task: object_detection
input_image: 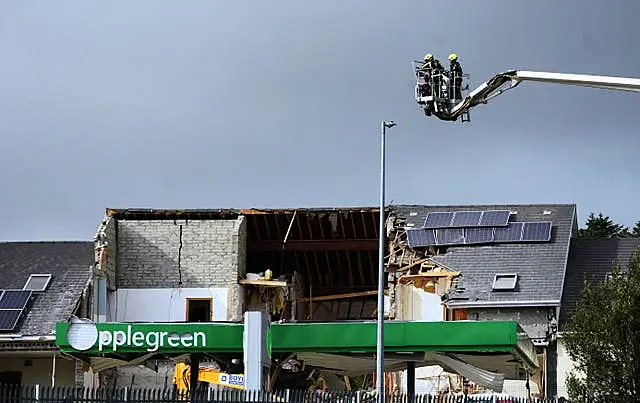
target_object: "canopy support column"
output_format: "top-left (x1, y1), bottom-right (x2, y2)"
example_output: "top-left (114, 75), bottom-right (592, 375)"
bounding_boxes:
top-left (406, 361), bottom-right (415, 400)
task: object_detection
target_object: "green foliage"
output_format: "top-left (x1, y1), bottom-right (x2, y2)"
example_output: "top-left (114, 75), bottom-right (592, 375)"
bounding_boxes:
top-left (577, 212), bottom-right (630, 238)
top-left (632, 221), bottom-right (640, 237)
top-left (563, 245), bottom-right (640, 401)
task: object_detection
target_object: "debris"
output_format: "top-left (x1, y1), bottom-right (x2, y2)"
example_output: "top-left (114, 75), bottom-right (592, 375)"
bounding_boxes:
top-left (397, 266), bottom-right (460, 295)
top-left (240, 271), bottom-right (289, 314)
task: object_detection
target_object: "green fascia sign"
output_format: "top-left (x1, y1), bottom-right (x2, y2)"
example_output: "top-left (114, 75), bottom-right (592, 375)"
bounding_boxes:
top-left (272, 320), bottom-right (519, 354)
top-left (56, 319), bottom-right (536, 370)
top-left (56, 321), bottom-right (243, 354)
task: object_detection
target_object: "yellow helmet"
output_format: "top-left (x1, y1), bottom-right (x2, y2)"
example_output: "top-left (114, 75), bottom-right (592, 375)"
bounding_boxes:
top-left (448, 53), bottom-right (457, 61)
top-left (424, 53), bottom-right (433, 61)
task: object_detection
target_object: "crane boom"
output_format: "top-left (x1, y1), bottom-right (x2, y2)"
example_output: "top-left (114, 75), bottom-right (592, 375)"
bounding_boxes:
top-left (514, 70), bottom-right (640, 92)
top-left (415, 68), bottom-right (640, 122)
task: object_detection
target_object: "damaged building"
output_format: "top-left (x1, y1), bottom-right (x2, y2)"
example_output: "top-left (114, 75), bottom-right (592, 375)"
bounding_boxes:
top-left (386, 204), bottom-right (576, 397)
top-left (76, 203), bottom-right (575, 398)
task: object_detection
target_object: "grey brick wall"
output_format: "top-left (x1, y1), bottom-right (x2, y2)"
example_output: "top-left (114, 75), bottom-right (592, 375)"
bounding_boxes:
top-left (467, 307), bottom-right (553, 340)
top-left (115, 217), bottom-right (247, 321)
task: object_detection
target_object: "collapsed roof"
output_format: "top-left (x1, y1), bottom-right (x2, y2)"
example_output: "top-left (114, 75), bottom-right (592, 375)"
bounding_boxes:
top-left (106, 204), bottom-right (579, 311)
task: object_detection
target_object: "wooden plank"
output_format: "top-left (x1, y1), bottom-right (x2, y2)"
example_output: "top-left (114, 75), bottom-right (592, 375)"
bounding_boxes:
top-left (295, 290), bottom-right (377, 303)
top-left (399, 271), bottom-right (461, 281)
top-left (249, 239), bottom-right (378, 252)
top-left (393, 257), bottom-right (431, 273)
top-left (239, 279), bottom-right (288, 287)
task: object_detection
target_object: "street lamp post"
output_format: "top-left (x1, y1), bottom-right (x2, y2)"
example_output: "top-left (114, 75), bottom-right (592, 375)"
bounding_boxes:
top-left (377, 120), bottom-right (396, 402)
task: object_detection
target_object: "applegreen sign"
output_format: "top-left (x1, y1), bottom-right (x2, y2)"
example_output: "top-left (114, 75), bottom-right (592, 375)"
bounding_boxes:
top-left (55, 319), bottom-right (537, 373)
top-left (56, 320), bottom-right (244, 354)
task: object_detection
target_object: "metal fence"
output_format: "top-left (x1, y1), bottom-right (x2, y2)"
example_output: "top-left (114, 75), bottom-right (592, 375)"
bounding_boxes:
top-left (0, 385), bottom-right (570, 403)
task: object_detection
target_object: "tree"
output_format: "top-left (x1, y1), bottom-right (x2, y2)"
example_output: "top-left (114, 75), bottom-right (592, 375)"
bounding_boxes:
top-left (577, 212), bottom-right (629, 238)
top-left (632, 221), bottom-right (640, 237)
top-left (563, 245), bottom-right (640, 401)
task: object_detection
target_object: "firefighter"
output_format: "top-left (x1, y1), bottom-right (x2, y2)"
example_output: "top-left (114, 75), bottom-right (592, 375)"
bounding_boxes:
top-left (448, 53), bottom-right (463, 101)
top-left (420, 53), bottom-right (444, 97)
top-left (420, 53), bottom-right (444, 98)
top-left (417, 53), bottom-right (433, 96)
top-left (421, 53), bottom-right (444, 71)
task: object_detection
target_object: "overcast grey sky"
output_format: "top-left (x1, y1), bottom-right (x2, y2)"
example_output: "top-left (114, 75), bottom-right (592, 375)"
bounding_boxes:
top-left (1, 1), bottom-right (639, 241)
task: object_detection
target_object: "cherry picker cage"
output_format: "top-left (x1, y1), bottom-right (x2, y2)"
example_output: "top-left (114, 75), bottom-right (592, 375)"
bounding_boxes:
top-left (412, 60), bottom-right (472, 122)
top-left (413, 64), bottom-right (640, 123)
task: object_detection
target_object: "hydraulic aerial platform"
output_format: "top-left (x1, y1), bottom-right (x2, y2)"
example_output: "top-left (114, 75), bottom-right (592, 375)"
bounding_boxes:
top-left (413, 65), bottom-right (640, 122)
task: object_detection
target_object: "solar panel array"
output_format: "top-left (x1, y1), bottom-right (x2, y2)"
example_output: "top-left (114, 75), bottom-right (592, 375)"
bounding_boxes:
top-left (423, 210), bottom-right (511, 229)
top-left (0, 290), bottom-right (33, 332)
top-left (406, 221), bottom-right (552, 248)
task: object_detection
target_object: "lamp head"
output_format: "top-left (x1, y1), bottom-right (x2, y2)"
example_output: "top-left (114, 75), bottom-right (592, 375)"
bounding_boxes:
top-left (383, 121), bottom-right (397, 128)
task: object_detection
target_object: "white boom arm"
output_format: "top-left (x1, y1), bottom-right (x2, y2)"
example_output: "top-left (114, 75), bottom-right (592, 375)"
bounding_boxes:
top-left (449, 70), bottom-right (640, 118)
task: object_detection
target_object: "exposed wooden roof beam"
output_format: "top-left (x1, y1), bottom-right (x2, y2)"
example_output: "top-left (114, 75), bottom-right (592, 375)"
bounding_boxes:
top-left (248, 239), bottom-right (378, 252)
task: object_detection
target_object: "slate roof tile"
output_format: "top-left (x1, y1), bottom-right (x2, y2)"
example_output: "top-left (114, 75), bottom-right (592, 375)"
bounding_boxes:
top-left (0, 241), bottom-right (94, 336)
top-left (390, 204), bottom-right (577, 307)
top-left (560, 237), bottom-right (640, 328)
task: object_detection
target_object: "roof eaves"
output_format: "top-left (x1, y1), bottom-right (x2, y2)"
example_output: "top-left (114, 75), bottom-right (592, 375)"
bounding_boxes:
top-left (106, 206), bottom-right (381, 220)
top-left (446, 299), bottom-right (561, 308)
top-left (0, 335), bottom-right (56, 342)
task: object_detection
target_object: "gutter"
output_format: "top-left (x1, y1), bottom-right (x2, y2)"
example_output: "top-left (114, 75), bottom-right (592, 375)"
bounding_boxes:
top-left (446, 300), bottom-right (561, 308)
top-left (0, 335), bottom-right (55, 342)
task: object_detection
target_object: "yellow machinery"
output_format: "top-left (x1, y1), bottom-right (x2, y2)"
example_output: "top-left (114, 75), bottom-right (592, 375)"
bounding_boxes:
top-left (172, 363), bottom-right (285, 402)
top-left (173, 362), bottom-right (245, 391)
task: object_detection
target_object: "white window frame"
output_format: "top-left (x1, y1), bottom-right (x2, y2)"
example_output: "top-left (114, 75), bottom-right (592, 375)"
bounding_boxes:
top-left (23, 274), bottom-right (53, 292)
top-left (492, 273), bottom-right (518, 291)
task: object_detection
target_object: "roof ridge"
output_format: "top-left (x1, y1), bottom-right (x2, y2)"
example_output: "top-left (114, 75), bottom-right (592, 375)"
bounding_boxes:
top-left (391, 203), bottom-right (577, 208)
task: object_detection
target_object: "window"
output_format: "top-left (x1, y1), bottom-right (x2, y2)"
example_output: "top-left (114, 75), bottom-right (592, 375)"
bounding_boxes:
top-left (186, 298), bottom-right (212, 322)
top-left (452, 308), bottom-right (468, 321)
top-left (23, 274), bottom-right (52, 292)
top-left (492, 273), bottom-right (518, 291)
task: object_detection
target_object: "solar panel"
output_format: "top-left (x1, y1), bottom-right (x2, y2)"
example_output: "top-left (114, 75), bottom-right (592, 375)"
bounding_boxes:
top-left (423, 212), bottom-right (454, 228)
top-left (0, 290), bottom-right (32, 310)
top-left (464, 227), bottom-right (494, 244)
top-left (479, 210), bottom-right (511, 227)
top-left (451, 211), bottom-right (482, 227)
top-left (0, 309), bottom-right (22, 331)
top-left (406, 228), bottom-right (436, 248)
top-left (493, 222), bottom-right (524, 242)
top-left (435, 228), bottom-right (465, 245)
top-left (521, 221), bottom-right (552, 242)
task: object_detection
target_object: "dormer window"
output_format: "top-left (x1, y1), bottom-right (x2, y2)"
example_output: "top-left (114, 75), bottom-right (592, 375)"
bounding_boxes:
top-left (492, 273), bottom-right (518, 291)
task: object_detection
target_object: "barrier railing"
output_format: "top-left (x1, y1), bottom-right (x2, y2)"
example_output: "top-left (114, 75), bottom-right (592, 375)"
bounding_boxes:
top-left (0, 384), bottom-right (570, 403)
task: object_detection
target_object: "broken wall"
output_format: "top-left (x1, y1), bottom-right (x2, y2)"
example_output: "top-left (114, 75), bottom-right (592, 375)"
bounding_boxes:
top-left (395, 284), bottom-right (444, 321)
top-left (95, 216), bottom-right (117, 288)
top-left (115, 217), bottom-right (247, 321)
